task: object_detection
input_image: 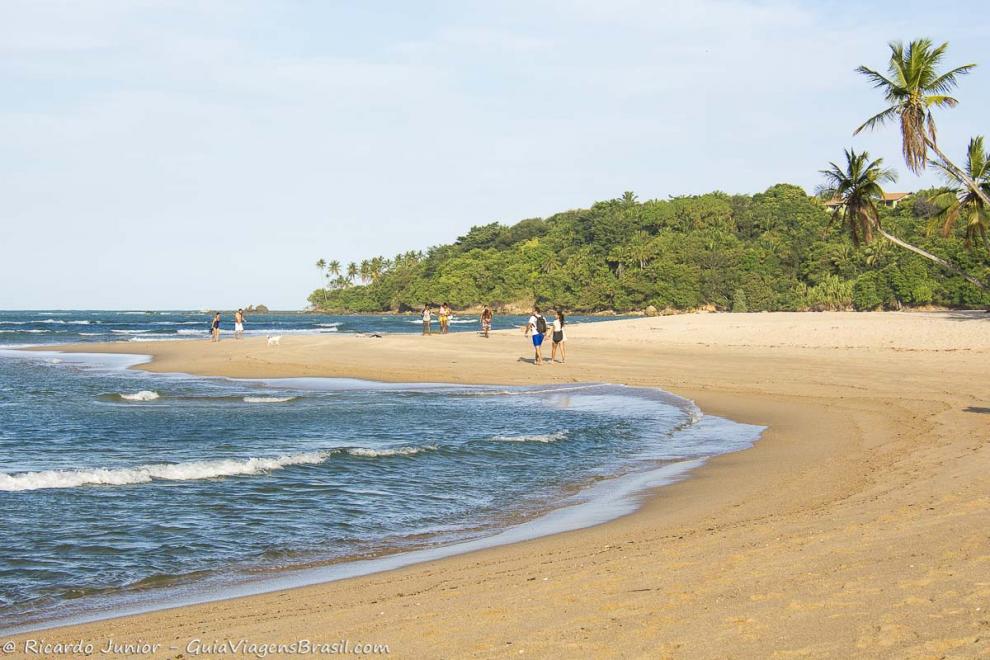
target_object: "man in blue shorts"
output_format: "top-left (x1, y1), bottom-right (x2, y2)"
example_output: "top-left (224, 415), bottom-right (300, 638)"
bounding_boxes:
top-left (524, 306), bottom-right (548, 366)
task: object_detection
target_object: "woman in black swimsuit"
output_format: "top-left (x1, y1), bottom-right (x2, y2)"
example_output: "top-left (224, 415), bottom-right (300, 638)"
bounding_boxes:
top-left (211, 312), bottom-right (221, 342)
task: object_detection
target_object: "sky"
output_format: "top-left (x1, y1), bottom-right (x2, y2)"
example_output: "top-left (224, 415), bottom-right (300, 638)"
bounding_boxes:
top-left (2, 1), bottom-right (988, 309)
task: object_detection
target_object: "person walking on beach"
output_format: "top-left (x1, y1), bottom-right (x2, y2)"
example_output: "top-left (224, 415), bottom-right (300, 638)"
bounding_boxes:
top-left (481, 306), bottom-right (493, 338)
top-left (422, 305), bottom-right (432, 336)
top-left (211, 312), bottom-right (221, 342)
top-left (524, 306), bottom-right (547, 365)
top-left (234, 309), bottom-right (245, 340)
top-left (439, 303), bottom-right (450, 335)
top-left (550, 309), bottom-right (566, 364)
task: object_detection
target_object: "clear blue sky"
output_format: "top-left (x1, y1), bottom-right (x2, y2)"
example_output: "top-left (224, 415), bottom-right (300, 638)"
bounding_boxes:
top-left (2, 0), bottom-right (988, 309)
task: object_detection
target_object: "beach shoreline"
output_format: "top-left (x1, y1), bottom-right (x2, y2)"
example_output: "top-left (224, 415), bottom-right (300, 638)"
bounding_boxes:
top-left (8, 312), bottom-right (990, 657)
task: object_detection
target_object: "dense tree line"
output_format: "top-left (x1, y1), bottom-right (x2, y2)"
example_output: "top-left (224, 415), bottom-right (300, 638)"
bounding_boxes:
top-left (309, 185), bottom-right (990, 313)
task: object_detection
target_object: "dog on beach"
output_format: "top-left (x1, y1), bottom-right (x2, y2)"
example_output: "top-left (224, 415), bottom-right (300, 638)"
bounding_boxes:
top-left (266, 335), bottom-right (282, 347)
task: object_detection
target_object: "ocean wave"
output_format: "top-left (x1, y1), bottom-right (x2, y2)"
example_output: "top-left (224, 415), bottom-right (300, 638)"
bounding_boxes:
top-left (0, 446), bottom-right (443, 491)
top-left (78, 332), bottom-right (103, 336)
top-left (177, 329), bottom-right (206, 335)
top-left (242, 396), bottom-right (296, 403)
top-left (111, 329), bottom-right (151, 334)
top-left (119, 391), bottom-right (160, 401)
top-left (0, 321), bottom-right (28, 325)
top-left (491, 431), bottom-right (569, 443)
top-left (128, 336), bottom-right (186, 342)
top-left (317, 323), bottom-right (340, 328)
top-left (0, 452), bottom-right (329, 492)
top-left (345, 445), bottom-right (436, 457)
top-left (39, 318), bottom-right (66, 324)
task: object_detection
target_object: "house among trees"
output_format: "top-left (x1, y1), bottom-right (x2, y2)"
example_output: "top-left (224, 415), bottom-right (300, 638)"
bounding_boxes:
top-left (825, 192), bottom-right (909, 210)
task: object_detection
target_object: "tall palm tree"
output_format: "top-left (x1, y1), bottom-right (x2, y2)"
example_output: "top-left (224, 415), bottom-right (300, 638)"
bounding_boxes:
top-left (314, 259), bottom-right (328, 306)
top-left (346, 262), bottom-right (358, 283)
top-left (818, 149), bottom-right (986, 290)
top-left (854, 39), bottom-right (989, 207)
top-left (927, 136), bottom-right (990, 254)
top-left (328, 260), bottom-right (341, 278)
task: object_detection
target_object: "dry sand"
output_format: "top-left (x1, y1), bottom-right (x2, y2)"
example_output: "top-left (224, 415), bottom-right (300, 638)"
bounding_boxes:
top-left (10, 311), bottom-right (990, 658)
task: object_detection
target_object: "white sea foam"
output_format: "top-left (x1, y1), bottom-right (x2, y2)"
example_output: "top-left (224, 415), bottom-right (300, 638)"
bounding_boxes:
top-left (242, 396), bottom-right (296, 403)
top-left (128, 337), bottom-right (185, 342)
top-left (317, 323), bottom-right (340, 328)
top-left (119, 390), bottom-right (160, 401)
top-left (177, 329), bottom-right (205, 335)
top-left (39, 318), bottom-right (66, 324)
top-left (492, 431), bottom-right (569, 443)
top-left (0, 450), bottom-right (350, 491)
top-left (78, 332), bottom-right (103, 336)
top-left (0, 321), bottom-right (28, 325)
top-left (111, 329), bottom-right (151, 334)
top-left (345, 445), bottom-right (436, 457)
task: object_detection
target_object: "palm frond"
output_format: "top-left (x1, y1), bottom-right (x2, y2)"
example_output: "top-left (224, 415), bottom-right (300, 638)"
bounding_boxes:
top-left (854, 106), bottom-right (899, 135)
top-left (927, 63), bottom-right (976, 93)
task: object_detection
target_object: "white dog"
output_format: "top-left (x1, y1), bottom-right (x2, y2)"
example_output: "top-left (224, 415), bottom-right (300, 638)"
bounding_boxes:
top-left (266, 335), bottom-right (282, 347)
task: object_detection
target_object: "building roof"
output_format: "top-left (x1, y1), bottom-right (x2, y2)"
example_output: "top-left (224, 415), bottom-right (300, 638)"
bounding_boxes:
top-left (822, 192), bottom-right (909, 208)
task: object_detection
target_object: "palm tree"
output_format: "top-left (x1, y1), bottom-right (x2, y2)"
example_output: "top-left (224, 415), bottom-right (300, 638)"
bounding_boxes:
top-left (927, 136), bottom-right (990, 254)
top-left (328, 260), bottom-right (341, 278)
top-left (346, 262), bottom-right (358, 283)
top-left (854, 39), bottom-right (989, 207)
top-left (819, 149), bottom-right (986, 290)
top-left (314, 259), bottom-right (328, 306)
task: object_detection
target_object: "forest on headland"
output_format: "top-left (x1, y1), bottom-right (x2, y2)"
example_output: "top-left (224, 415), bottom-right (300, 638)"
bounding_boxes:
top-left (309, 38), bottom-right (990, 315)
top-left (308, 185), bottom-right (990, 314)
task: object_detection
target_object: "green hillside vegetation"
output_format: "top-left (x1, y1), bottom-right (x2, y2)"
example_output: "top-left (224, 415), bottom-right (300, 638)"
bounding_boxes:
top-left (308, 184), bottom-right (990, 313)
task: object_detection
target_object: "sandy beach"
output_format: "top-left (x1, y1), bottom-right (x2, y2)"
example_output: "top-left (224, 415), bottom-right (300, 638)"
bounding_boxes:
top-left (10, 311), bottom-right (990, 658)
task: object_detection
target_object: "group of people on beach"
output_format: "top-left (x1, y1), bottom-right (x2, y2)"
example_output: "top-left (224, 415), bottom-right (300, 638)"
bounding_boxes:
top-left (207, 305), bottom-right (567, 364)
top-left (524, 306), bottom-right (566, 365)
top-left (421, 303), bottom-right (454, 335)
top-left (210, 309), bottom-right (245, 342)
top-left (421, 303), bottom-right (567, 365)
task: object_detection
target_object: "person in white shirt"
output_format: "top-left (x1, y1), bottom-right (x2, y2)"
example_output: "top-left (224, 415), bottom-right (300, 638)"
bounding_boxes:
top-left (550, 310), bottom-right (566, 364)
top-left (523, 305), bottom-right (547, 365)
top-left (422, 305), bottom-right (432, 336)
top-left (234, 309), bottom-right (245, 340)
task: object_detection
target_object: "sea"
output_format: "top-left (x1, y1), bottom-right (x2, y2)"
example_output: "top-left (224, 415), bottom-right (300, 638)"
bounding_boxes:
top-left (0, 310), bottom-right (763, 633)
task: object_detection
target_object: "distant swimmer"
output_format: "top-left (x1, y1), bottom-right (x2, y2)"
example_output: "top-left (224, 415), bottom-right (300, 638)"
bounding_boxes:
top-left (422, 305), bottom-right (432, 336)
top-left (481, 305), bottom-right (493, 338)
top-left (234, 309), bottom-right (245, 340)
top-left (211, 312), bottom-right (221, 342)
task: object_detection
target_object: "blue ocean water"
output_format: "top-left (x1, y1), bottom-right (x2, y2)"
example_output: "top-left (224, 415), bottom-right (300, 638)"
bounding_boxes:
top-left (0, 311), bottom-right (763, 632)
top-left (0, 309), bottom-right (622, 346)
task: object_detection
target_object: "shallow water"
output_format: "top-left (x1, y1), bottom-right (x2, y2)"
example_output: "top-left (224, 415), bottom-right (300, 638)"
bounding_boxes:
top-left (0, 314), bottom-right (762, 632)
